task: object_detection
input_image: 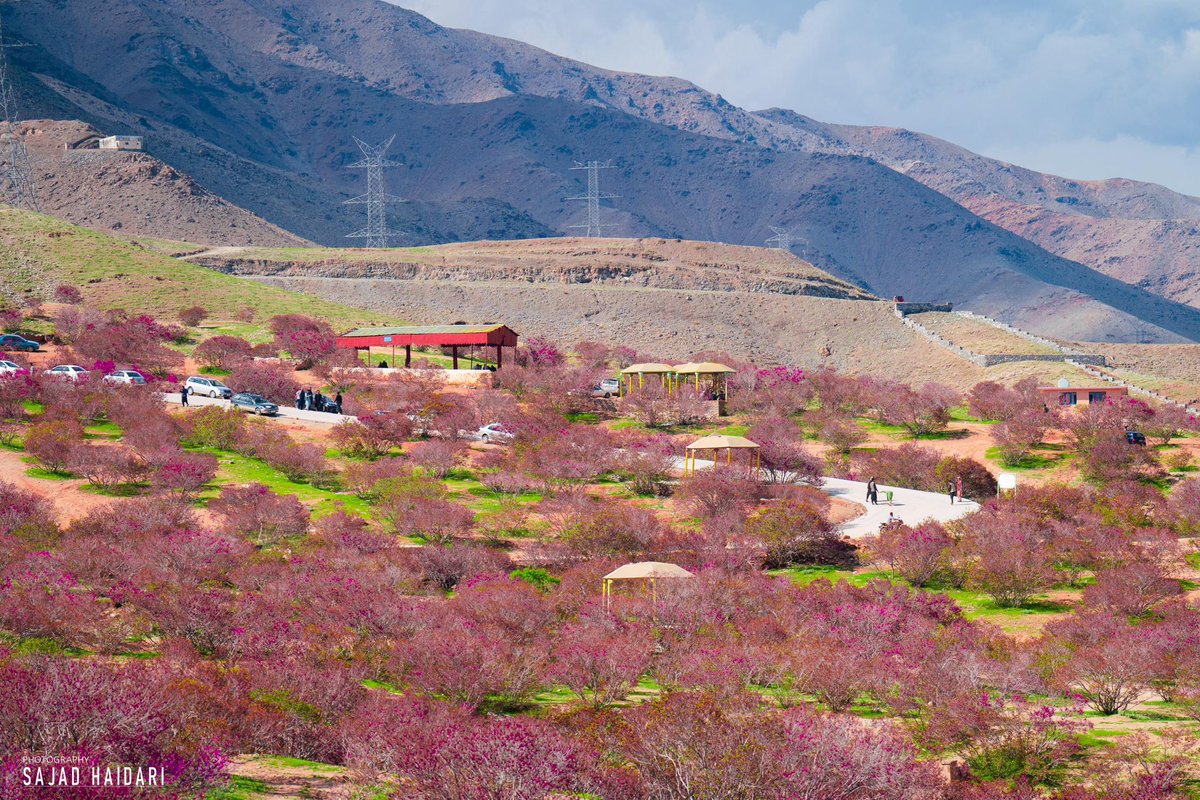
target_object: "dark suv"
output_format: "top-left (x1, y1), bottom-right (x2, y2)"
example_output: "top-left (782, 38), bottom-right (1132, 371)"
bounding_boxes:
top-left (0, 334), bottom-right (39, 352)
top-left (230, 392), bottom-right (280, 416)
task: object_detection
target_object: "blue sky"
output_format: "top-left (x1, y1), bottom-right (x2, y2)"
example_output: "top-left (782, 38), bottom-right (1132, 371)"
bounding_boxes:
top-left (400, 0), bottom-right (1200, 195)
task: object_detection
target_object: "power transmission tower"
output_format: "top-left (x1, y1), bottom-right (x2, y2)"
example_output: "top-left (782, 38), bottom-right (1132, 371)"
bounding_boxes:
top-left (0, 16), bottom-right (39, 212)
top-left (345, 135), bottom-right (404, 248)
top-left (765, 226), bottom-right (795, 250)
top-left (567, 160), bottom-right (618, 237)
top-left (765, 226), bottom-right (810, 260)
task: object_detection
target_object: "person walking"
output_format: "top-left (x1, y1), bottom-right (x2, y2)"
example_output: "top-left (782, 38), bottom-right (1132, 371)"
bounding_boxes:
top-left (334, 391), bottom-right (343, 415)
top-left (304, 387), bottom-right (314, 411)
top-left (180, 383), bottom-right (189, 407)
top-left (948, 477), bottom-right (958, 505)
top-left (956, 475), bottom-right (964, 504)
top-left (866, 477), bottom-right (878, 506)
top-left (295, 387), bottom-right (304, 410)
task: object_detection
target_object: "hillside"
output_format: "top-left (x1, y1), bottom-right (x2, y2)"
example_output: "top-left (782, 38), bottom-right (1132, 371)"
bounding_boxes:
top-left (5, 0), bottom-right (1200, 343)
top-left (187, 236), bottom-right (1095, 389)
top-left (0, 207), bottom-right (397, 328)
top-left (19, 120), bottom-right (308, 247)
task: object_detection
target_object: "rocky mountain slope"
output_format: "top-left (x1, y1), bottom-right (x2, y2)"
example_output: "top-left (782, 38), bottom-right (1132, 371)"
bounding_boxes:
top-left (17, 120), bottom-right (307, 247)
top-left (3, 0), bottom-right (1199, 342)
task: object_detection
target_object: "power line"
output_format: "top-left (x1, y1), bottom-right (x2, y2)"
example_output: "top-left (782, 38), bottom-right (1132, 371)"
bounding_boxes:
top-left (567, 159), bottom-right (618, 237)
top-left (345, 135), bottom-right (404, 248)
top-left (0, 16), bottom-right (39, 212)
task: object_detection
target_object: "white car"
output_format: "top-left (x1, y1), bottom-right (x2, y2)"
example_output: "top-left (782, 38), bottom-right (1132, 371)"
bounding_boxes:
top-left (185, 376), bottom-right (233, 399)
top-left (103, 370), bottom-right (147, 385)
top-left (474, 422), bottom-right (514, 444)
top-left (46, 364), bottom-right (90, 380)
top-left (0, 360), bottom-right (24, 376)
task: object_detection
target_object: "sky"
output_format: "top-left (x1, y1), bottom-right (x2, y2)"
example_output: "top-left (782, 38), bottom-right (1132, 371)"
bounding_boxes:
top-left (400, 0), bottom-right (1200, 195)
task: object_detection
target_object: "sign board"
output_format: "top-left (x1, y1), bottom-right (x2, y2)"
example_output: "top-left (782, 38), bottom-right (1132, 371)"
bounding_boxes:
top-left (997, 472), bottom-right (1017, 491)
top-left (383, 336), bottom-right (393, 343)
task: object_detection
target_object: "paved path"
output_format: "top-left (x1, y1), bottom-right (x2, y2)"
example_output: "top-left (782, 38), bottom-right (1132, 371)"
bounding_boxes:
top-left (162, 392), bottom-right (354, 427)
top-left (818, 477), bottom-right (980, 538)
top-left (675, 457), bottom-right (979, 538)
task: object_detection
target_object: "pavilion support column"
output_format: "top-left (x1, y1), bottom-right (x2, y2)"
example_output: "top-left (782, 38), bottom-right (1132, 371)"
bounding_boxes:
top-left (405, 344), bottom-right (412, 368)
top-left (391, 344), bottom-right (395, 366)
top-left (452, 346), bottom-right (459, 370)
top-left (497, 345), bottom-right (503, 368)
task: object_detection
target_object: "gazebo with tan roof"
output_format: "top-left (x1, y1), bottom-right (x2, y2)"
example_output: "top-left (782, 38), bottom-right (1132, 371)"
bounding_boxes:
top-left (683, 433), bottom-right (761, 475)
top-left (602, 561), bottom-right (696, 606)
top-left (671, 362), bottom-right (735, 398)
top-left (620, 363), bottom-right (675, 394)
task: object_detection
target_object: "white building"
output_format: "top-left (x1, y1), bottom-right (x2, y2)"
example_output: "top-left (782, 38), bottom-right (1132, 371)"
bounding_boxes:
top-left (97, 135), bottom-right (143, 151)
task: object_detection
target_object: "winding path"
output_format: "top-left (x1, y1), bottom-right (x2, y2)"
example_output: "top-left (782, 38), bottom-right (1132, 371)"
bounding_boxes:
top-left (817, 477), bottom-right (980, 538)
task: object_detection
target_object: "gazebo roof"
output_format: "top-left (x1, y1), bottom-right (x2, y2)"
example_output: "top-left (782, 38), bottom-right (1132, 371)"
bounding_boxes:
top-left (603, 561), bottom-right (696, 581)
top-left (621, 362), bottom-right (675, 374)
top-left (685, 434), bottom-right (760, 451)
top-left (673, 361), bottom-right (735, 374)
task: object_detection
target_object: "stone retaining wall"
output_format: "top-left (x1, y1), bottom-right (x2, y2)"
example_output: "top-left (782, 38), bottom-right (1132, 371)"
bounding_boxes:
top-left (893, 307), bottom-right (1108, 368)
top-left (1066, 360), bottom-right (1200, 414)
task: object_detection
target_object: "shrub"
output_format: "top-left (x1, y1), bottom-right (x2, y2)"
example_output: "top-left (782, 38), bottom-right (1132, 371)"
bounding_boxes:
top-left (65, 444), bottom-right (147, 491)
top-left (151, 450), bottom-right (218, 500)
top-left (374, 475), bottom-right (474, 543)
top-left (935, 456), bottom-right (997, 501)
top-left (0, 480), bottom-right (57, 545)
top-left (193, 335), bottom-right (252, 370)
top-left (236, 306), bottom-right (257, 323)
top-left (178, 305), bottom-right (209, 326)
top-left (227, 360), bottom-right (299, 404)
top-left (270, 314), bottom-right (337, 369)
top-left (406, 439), bottom-right (467, 479)
top-left (748, 416), bottom-right (821, 485)
top-left (852, 443), bottom-right (941, 491)
top-left (745, 498), bottom-right (848, 568)
top-left (991, 409), bottom-right (1053, 466)
top-left (959, 512), bottom-right (1056, 607)
top-left (209, 483), bottom-right (310, 546)
top-left (674, 467), bottom-right (761, 521)
top-left (182, 405), bottom-right (245, 450)
top-left (53, 284), bottom-right (84, 304)
top-left (868, 522), bottom-right (954, 587)
top-left (25, 420), bottom-right (84, 473)
top-left (872, 380), bottom-right (958, 436)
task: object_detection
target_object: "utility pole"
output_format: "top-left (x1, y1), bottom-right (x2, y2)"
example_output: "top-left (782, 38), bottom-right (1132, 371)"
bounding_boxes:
top-left (567, 160), bottom-right (618, 237)
top-left (0, 15), bottom-right (39, 212)
top-left (345, 135), bottom-right (404, 248)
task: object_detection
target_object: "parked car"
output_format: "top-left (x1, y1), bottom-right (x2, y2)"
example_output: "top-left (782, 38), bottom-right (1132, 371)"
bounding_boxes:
top-left (0, 334), bottom-right (39, 352)
top-left (474, 422), bottom-right (514, 444)
top-left (1126, 430), bottom-right (1147, 446)
top-left (46, 364), bottom-right (89, 380)
top-left (186, 376), bottom-right (233, 399)
top-left (230, 392), bottom-right (279, 416)
top-left (591, 378), bottom-right (621, 398)
top-left (0, 360), bottom-right (25, 376)
top-left (103, 370), bottom-right (147, 385)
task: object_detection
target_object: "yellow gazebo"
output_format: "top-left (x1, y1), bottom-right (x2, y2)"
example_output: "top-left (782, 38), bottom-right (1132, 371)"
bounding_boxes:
top-left (602, 561), bottom-right (696, 606)
top-left (683, 433), bottom-right (761, 475)
top-left (671, 362), bottom-right (735, 397)
top-left (620, 362), bottom-right (675, 394)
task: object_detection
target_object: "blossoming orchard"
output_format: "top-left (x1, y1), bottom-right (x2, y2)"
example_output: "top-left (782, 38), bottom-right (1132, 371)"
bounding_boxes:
top-left (1, 298), bottom-right (1200, 798)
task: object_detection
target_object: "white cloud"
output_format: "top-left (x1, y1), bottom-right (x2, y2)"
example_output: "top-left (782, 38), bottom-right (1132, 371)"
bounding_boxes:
top-left (395, 0), bottom-right (1200, 195)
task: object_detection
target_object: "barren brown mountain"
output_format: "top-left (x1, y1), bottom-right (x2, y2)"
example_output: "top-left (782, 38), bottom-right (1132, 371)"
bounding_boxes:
top-left (4, 0), bottom-right (1200, 343)
top-left (19, 120), bottom-right (307, 247)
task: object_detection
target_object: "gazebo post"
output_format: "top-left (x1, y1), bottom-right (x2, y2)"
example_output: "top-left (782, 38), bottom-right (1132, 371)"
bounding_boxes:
top-left (391, 343), bottom-right (395, 365)
top-left (452, 346), bottom-right (459, 369)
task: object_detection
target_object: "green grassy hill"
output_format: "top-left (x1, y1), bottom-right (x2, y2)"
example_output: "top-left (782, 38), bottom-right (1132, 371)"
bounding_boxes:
top-left (0, 207), bottom-right (399, 332)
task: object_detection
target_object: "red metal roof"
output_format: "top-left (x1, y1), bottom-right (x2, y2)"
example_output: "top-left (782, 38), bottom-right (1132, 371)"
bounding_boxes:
top-left (336, 324), bottom-right (518, 349)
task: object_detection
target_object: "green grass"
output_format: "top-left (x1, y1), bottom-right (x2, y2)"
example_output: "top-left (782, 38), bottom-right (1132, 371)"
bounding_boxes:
top-left (254, 756), bottom-right (341, 772)
top-left (205, 775), bottom-right (270, 800)
top-left (984, 445), bottom-right (1067, 472)
top-left (0, 207), bottom-right (400, 335)
top-left (197, 448), bottom-right (372, 520)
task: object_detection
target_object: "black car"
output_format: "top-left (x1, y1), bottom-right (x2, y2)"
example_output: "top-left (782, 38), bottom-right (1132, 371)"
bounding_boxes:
top-left (230, 392), bottom-right (280, 416)
top-left (1126, 431), bottom-right (1147, 446)
top-left (0, 334), bottom-right (39, 352)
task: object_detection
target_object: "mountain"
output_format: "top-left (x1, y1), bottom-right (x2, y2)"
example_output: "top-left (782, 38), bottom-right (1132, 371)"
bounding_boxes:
top-left (4, 0), bottom-right (1200, 343)
top-left (18, 119), bottom-right (307, 247)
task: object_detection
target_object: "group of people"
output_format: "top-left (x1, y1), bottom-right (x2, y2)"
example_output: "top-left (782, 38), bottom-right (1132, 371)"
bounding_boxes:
top-left (295, 386), bottom-right (343, 415)
top-left (865, 475), bottom-right (966, 506)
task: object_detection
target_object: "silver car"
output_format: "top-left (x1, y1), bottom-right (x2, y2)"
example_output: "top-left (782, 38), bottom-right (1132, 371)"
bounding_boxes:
top-left (104, 370), bottom-right (147, 385)
top-left (185, 376), bottom-right (233, 398)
